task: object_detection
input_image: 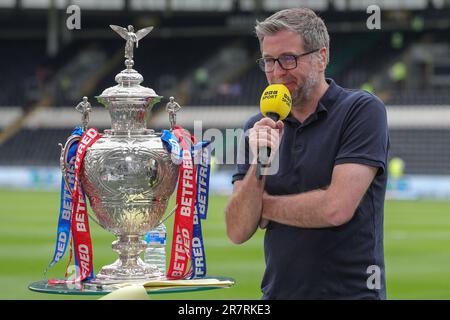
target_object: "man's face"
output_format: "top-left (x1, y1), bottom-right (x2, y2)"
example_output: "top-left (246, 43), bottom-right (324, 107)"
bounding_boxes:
top-left (261, 29), bottom-right (319, 106)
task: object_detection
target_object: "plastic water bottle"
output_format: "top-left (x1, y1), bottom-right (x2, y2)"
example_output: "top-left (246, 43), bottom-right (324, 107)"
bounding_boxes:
top-left (144, 223), bottom-right (167, 274)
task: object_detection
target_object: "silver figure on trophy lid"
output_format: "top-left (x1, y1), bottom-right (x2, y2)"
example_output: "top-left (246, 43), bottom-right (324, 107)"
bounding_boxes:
top-left (110, 25), bottom-right (154, 68)
top-left (166, 96), bottom-right (182, 130)
top-left (75, 96), bottom-right (92, 132)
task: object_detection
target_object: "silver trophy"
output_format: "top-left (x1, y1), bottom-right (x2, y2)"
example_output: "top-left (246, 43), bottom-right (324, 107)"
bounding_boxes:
top-left (65, 25), bottom-right (182, 285)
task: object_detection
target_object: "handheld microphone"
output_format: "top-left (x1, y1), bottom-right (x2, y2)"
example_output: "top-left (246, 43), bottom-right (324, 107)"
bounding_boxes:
top-left (256, 84), bottom-right (292, 179)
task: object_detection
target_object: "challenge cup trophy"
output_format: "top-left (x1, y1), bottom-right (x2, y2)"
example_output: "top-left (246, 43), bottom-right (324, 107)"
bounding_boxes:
top-left (72, 25), bottom-right (179, 285)
top-left (28, 24), bottom-right (236, 297)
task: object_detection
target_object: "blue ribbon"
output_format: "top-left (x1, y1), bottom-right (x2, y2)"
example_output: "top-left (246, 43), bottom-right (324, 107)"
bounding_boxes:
top-left (190, 144), bottom-right (211, 278)
top-left (45, 127), bottom-right (82, 277)
top-left (161, 130), bottom-right (182, 164)
top-left (194, 143), bottom-right (210, 220)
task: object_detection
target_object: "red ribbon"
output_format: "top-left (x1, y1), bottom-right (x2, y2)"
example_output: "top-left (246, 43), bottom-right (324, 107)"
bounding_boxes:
top-left (167, 126), bottom-right (197, 279)
top-left (71, 128), bottom-right (101, 281)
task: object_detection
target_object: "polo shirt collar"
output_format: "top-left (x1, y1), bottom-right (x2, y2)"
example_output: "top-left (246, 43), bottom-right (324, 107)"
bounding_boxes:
top-left (318, 78), bottom-right (340, 111)
top-left (285, 78), bottom-right (340, 125)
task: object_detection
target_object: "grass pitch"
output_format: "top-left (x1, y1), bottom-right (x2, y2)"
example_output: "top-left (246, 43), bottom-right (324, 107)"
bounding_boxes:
top-left (0, 189), bottom-right (449, 300)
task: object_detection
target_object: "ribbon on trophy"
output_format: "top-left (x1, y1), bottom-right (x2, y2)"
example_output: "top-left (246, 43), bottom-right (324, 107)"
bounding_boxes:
top-left (46, 127), bottom-right (101, 284)
top-left (161, 125), bottom-right (211, 279)
top-left (190, 142), bottom-right (211, 279)
top-left (45, 127), bottom-right (82, 278)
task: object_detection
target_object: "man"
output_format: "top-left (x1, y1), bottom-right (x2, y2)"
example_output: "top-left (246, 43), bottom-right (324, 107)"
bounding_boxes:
top-left (225, 8), bottom-right (389, 299)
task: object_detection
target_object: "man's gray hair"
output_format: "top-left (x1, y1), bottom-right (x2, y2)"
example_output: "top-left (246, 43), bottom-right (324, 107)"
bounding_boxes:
top-left (255, 8), bottom-right (330, 64)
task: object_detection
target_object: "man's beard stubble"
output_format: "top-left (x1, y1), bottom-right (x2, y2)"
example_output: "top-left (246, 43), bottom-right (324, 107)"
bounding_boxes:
top-left (292, 67), bottom-right (319, 108)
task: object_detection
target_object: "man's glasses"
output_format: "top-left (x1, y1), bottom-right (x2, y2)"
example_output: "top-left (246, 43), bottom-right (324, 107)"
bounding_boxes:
top-left (256, 49), bottom-right (320, 72)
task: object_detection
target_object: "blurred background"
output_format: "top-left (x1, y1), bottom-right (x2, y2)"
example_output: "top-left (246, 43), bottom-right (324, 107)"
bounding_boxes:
top-left (0, 0), bottom-right (449, 300)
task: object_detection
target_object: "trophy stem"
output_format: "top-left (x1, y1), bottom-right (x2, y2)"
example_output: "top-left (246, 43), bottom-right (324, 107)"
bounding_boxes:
top-left (113, 235), bottom-right (145, 261)
top-left (89, 235), bottom-right (163, 285)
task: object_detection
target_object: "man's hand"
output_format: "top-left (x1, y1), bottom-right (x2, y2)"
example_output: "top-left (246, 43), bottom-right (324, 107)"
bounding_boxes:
top-left (225, 119), bottom-right (284, 243)
top-left (249, 118), bottom-right (284, 164)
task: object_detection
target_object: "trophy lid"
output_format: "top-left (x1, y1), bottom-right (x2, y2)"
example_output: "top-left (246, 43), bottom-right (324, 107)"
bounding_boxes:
top-left (97, 61), bottom-right (161, 101)
top-left (95, 25), bottom-right (162, 134)
top-left (96, 25), bottom-right (161, 103)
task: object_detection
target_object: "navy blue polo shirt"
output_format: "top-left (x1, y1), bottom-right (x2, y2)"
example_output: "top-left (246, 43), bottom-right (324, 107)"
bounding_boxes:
top-left (232, 79), bottom-right (389, 300)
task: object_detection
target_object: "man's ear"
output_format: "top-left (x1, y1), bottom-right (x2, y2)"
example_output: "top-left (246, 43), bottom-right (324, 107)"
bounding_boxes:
top-left (319, 47), bottom-right (327, 71)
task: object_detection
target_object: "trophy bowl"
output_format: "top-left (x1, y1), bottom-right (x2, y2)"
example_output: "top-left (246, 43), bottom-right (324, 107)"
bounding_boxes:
top-left (82, 128), bottom-right (179, 284)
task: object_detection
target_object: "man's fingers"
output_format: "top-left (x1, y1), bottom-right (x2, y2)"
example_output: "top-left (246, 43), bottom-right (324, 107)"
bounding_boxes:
top-left (255, 117), bottom-right (277, 129)
top-left (276, 120), bottom-right (284, 130)
top-left (250, 135), bottom-right (280, 150)
top-left (250, 128), bottom-right (281, 143)
top-left (253, 120), bottom-right (284, 134)
top-left (248, 121), bottom-right (284, 162)
top-left (259, 218), bottom-right (269, 229)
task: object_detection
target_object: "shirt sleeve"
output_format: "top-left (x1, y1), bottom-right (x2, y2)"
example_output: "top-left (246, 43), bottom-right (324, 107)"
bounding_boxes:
top-left (231, 114), bottom-right (262, 184)
top-left (334, 93), bottom-right (389, 175)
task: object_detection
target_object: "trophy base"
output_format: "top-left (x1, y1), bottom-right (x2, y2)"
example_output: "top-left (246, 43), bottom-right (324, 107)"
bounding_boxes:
top-left (87, 257), bottom-right (165, 287)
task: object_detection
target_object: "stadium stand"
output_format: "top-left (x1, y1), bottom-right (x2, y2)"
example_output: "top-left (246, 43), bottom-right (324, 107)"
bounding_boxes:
top-left (0, 1), bottom-right (450, 177)
top-left (0, 40), bottom-right (48, 107)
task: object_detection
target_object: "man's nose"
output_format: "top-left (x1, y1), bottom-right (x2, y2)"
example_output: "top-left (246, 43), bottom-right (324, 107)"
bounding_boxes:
top-left (273, 60), bottom-right (288, 78)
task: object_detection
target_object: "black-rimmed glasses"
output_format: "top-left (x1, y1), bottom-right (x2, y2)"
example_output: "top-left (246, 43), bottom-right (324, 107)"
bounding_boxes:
top-left (256, 49), bottom-right (320, 72)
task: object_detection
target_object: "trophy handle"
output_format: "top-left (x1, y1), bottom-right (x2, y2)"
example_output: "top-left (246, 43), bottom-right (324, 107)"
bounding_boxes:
top-left (157, 204), bottom-right (178, 226)
top-left (59, 134), bottom-right (82, 194)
